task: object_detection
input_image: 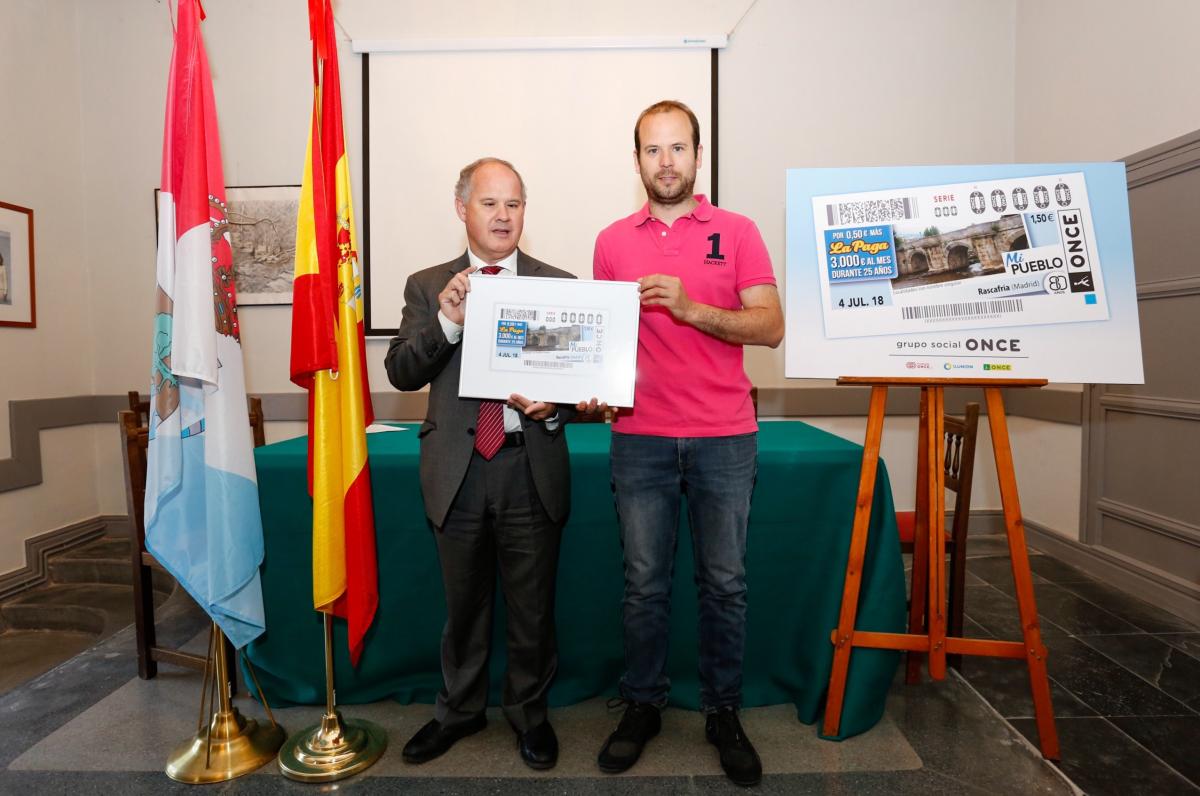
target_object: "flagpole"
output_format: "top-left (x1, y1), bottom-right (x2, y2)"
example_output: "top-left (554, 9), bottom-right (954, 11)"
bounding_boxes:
top-left (165, 623), bottom-right (285, 783)
top-left (280, 2), bottom-right (384, 781)
top-left (277, 612), bottom-right (387, 782)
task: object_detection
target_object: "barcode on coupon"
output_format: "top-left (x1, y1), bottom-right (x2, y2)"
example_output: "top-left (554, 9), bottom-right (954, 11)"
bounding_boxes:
top-left (826, 197), bottom-right (918, 226)
top-left (500, 307), bottom-right (537, 320)
top-left (901, 298), bottom-right (1024, 321)
top-left (524, 360), bottom-right (571, 369)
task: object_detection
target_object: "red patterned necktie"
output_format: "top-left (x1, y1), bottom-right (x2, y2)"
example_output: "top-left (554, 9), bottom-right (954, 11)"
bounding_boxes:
top-left (474, 265), bottom-right (506, 460)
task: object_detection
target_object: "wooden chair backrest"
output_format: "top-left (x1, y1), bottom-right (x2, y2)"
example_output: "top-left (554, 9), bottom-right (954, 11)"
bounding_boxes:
top-left (944, 402), bottom-right (981, 542)
top-left (128, 390), bottom-right (150, 427)
top-left (119, 410), bottom-right (149, 545)
top-left (120, 394), bottom-right (266, 552)
top-left (126, 391), bottom-right (266, 448)
top-left (248, 396), bottom-right (266, 448)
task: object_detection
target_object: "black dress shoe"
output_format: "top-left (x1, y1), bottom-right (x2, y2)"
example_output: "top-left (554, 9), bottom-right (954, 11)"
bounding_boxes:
top-left (597, 701), bottom-right (661, 774)
top-left (402, 714), bottom-right (487, 764)
top-left (705, 706), bottom-right (762, 787)
top-left (517, 720), bottom-right (558, 770)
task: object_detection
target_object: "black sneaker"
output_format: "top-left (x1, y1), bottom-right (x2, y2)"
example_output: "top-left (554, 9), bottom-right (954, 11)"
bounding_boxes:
top-left (597, 700), bottom-right (662, 773)
top-left (705, 706), bottom-right (762, 787)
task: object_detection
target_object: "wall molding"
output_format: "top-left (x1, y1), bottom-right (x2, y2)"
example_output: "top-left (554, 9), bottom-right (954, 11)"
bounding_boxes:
top-left (1098, 393), bottom-right (1200, 421)
top-left (0, 514), bottom-right (125, 601)
top-left (1, 389), bottom-right (1082, 493)
top-left (1096, 497), bottom-right (1200, 548)
top-left (1025, 519), bottom-right (1200, 625)
top-left (1124, 127), bottom-right (1200, 189)
top-left (0, 395), bottom-right (128, 493)
top-left (1137, 275), bottom-right (1200, 301)
top-left (960, 509), bottom-right (1008, 536)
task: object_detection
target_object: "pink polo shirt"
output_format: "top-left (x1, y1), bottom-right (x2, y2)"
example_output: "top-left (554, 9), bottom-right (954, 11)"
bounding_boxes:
top-left (593, 195), bottom-right (776, 438)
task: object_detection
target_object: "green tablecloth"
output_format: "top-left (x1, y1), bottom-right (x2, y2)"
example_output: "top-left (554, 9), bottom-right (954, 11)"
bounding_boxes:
top-left (245, 421), bottom-right (904, 740)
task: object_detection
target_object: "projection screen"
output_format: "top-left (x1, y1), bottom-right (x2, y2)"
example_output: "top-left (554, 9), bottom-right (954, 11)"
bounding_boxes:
top-left (360, 44), bottom-right (715, 335)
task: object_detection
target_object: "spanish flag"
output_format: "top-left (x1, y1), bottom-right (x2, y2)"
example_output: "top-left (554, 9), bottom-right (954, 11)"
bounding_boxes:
top-left (290, 0), bottom-right (377, 666)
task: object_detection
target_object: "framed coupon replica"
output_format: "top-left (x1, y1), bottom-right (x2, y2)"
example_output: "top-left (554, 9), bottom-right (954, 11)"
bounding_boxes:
top-left (785, 163), bottom-right (1143, 382)
top-left (459, 275), bottom-right (641, 406)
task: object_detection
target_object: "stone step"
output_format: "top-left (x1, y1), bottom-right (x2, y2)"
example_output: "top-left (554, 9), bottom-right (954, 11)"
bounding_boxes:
top-left (2, 582), bottom-right (167, 636)
top-left (46, 557), bottom-right (174, 593)
top-left (58, 536), bottom-right (132, 560)
top-left (2, 601), bottom-right (108, 635)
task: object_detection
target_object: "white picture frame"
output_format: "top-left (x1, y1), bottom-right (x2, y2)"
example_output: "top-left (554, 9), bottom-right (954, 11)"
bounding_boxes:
top-left (459, 275), bottom-right (641, 406)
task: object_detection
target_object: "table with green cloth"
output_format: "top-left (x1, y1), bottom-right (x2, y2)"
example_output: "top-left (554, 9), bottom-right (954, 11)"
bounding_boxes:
top-left (245, 420), bottom-right (905, 740)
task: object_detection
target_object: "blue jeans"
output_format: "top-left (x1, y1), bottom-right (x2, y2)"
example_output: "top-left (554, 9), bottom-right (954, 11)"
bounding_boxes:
top-left (610, 432), bottom-right (758, 711)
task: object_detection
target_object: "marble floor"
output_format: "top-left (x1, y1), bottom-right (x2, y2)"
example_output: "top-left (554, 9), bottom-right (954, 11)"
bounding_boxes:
top-left (0, 537), bottom-right (1195, 794)
top-left (953, 538), bottom-right (1200, 795)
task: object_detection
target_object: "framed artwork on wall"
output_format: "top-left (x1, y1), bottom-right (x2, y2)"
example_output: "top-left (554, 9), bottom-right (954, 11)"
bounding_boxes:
top-left (155, 184), bottom-right (301, 305)
top-left (0, 201), bottom-right (36, 328)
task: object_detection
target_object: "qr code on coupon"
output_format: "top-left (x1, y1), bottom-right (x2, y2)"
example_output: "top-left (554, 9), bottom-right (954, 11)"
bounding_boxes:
top-left (826, 197), bottom-right (918, 226)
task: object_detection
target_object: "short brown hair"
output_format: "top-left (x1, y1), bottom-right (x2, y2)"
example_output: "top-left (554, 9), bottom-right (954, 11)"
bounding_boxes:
top-left (455, 157), bottom-right (527, 203)
top-left (634, 100), bottom-right (701, 153)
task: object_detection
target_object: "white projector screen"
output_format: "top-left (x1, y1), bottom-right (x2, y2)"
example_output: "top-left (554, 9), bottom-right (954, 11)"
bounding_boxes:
top-left (362, 47), bottom-right (713, 335)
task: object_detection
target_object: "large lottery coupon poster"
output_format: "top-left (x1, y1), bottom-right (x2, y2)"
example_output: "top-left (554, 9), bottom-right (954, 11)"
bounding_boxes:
top-left (785, 163), bottom-right (1144, 382)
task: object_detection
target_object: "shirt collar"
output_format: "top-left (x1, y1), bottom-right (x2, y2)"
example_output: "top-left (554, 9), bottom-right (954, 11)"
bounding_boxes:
top-left (467, 247), bottom-right (518, 273)
top-left (632, 194), bottom-right (714, 226)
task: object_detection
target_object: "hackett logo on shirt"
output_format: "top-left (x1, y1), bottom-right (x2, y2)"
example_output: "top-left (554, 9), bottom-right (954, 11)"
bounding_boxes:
top-left (703, 232), bottom-right (729, 266)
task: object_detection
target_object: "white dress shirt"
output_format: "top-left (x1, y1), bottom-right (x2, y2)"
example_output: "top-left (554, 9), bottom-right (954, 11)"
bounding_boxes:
top-left (438, 249), bottom-right (558, 432)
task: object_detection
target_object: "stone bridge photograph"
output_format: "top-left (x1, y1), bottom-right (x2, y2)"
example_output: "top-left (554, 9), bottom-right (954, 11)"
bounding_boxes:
top-left (892, 214), bottom-right (1029, 289)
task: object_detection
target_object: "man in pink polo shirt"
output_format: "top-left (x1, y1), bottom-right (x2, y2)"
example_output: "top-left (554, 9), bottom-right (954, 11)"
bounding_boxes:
top-left (590, 100), bottom-right (783, 787)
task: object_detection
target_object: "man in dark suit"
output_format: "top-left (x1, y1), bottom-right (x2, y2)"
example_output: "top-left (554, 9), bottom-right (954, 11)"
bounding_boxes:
top-left (385, 157), bottom-right (575, 770)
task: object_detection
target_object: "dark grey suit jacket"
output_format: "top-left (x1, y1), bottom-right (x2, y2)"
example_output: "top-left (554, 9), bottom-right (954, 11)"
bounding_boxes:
top-left (384, 250), bottom-right (577, 528)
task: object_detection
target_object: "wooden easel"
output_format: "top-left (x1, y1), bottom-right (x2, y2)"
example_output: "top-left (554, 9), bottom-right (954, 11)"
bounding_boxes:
top-left (822, 377), bottom-right (1060, 760)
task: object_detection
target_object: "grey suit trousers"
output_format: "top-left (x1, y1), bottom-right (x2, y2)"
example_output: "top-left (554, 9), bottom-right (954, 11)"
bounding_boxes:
top-left (433, 445), bottom-right (562, 732)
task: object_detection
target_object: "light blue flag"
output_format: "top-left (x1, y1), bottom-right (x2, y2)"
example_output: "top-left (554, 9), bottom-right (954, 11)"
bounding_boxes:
top-left (145, 1), bottom-right (266, 649)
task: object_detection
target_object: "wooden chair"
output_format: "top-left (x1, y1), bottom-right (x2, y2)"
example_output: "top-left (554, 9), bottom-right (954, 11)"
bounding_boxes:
top-left (895, 401), bottom-right (980, 673)
top-left (248, 395), bottom-right (266, 447)
top-left (127, 390), bottom-right (149, 426)
top-left (121, 394), bottom-right (266, 682)
top-left (751, 386), bottom-right (759, 418)
top-left (132, 390), bottom-right (265, 447)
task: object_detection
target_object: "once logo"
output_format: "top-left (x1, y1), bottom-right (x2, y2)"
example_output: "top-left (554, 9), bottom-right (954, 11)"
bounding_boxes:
top-left (966, 338), bottom-right (1020, 352)
top-left (1058, 210), bottom-right (1090, 272)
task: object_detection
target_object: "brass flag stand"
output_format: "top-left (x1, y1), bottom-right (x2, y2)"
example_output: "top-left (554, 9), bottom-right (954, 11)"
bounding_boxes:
top-left (165, 622), bottom-right (285, 783)
top-left (277, 613), bottom-right (387, 782)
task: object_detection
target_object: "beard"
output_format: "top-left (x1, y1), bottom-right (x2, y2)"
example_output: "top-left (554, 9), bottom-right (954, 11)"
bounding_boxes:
top-left (641, 167), bottom-right (696, 206)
